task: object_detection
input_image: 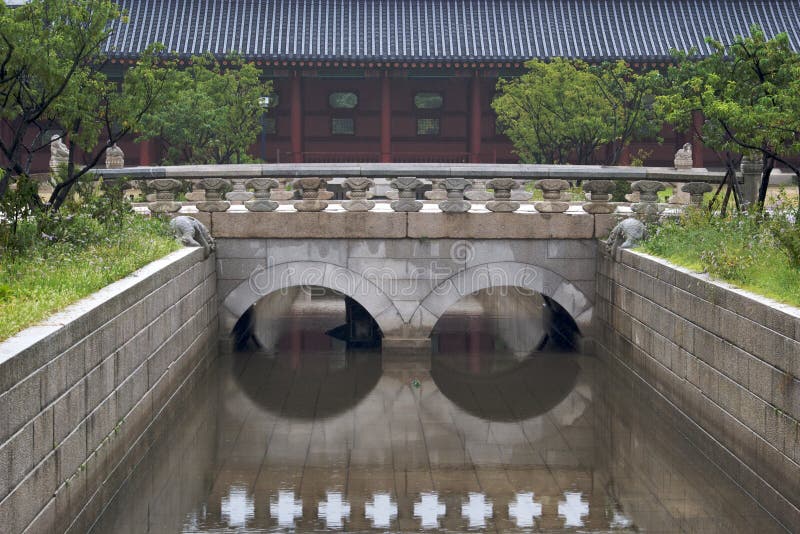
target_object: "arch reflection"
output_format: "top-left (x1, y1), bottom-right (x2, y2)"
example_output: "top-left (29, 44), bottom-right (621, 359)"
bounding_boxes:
top-left (235, 286), bottom-right (383, 420)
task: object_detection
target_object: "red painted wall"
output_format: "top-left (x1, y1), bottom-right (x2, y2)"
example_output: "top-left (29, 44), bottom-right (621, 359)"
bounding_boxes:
top-left (9, 67), bottom-right (724, 172)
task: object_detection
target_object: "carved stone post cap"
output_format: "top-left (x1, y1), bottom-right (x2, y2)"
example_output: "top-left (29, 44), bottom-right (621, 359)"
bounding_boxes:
top-left (146, 179), bottom-right (183, 191)
top-left (631, 180), bottom-right (665, 194)
top-left (740, 156), bottom-right (763, 173)
top-left (292, 177), bottom-right (327, 190)
top-left (486, 178), bottom-right (520, 190)
top-left (631, 180), bottom-right (665, 203)
top-left (245, 178), bottom-right (279, 190)
top-left (343, 177), bottom-right (374, 190)
top-left (391, 177), bottom-right (423, 190)
top-left (198, 178), bottom-right (232, 191)
top-left (681, 182), bottom-right (713, 195)
top-left (534, 179), bottom-right (570, 192)
top-left (442, 177), bottom-right (472, 191)
top-left (583, 180), bottom-right (616, 194)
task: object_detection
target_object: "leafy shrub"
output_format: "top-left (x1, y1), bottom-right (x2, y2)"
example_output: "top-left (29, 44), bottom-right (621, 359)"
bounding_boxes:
top-left (768, 198), bottom-right (800, 268)
top-left (700, 246), bottom-right (756, 283)
top-left (640, 203), bottom-right (800, 307)
top-left (0, 175), bottom-right (39, 251)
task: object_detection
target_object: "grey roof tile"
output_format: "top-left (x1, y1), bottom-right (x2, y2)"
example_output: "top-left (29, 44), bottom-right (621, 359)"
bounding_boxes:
top-left (105, 0), bottom-right (800, 61)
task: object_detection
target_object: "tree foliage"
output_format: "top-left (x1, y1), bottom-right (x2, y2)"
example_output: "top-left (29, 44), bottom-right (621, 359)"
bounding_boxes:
top-left (656, 26), bottom-right (800, 206)
top-left (139, 55), bottom-right (272, 165)
top-left (492, 59), bottom-right (663, 164)
top-left (0, 0), bottom-right (175, 211)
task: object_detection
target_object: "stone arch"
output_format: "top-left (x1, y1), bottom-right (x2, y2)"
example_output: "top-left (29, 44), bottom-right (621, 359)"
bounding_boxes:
top-left (221, 260), bottom-right (405, 337)
top-left (410, 261), bottom-right (593, 339)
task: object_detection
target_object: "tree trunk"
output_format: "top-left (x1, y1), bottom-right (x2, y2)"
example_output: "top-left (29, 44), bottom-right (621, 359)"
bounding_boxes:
top-left (757, 154), bottom-right (774, 208)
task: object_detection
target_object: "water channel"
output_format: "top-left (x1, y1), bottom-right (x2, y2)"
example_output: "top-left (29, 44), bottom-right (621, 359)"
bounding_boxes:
top-left (91, 288), bottom-right (785, 532)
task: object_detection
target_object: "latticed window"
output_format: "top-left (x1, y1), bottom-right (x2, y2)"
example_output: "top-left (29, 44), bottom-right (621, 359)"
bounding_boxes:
top-left (329, 92), bottom-right (358, 109)
top-left (416, 118), bottom-right (440, 135)
top-left (414, 92), bottom-right (443, 109)
top-left (331, 117), bottom-right (355, 135)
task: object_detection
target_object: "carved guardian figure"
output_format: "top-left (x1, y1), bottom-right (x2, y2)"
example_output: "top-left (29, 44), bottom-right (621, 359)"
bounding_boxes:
top-left (605, 218), bottom-right (647, 255)
top-left (169, 216), bottom-right (215, 258)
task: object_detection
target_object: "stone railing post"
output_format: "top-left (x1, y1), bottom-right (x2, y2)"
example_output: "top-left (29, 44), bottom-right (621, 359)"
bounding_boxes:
top-left (465, 179), bottom-right (493, 201)
top-left (225, 178), bottom-right (254, 203)
top-left (439, 178), bottom-right (472, 213)
top-left (424, 178), bottom-right (447, 200)
top-left (244, 178), bottom-right (280, 211)
top-left (534, 179), bottom-right (570, 213)
top-left (582, 180), bottom-right (616, 214)
top-left (631, 180), bottom-right (665, 221)
top-left (681, 182), bottom-right (713, 207)
top-left (342, 177), bottom-right (375, 212)
top-left (485, 178), bottom-right (520, 212)
top-left (293, 177), bottom-right (328, 211)
top-left (740, 156), bottom-right (762, 206)
top-left (147, 179), bottom-right (183, 213)
top-left (390, 177), bottom-right (424, 212)
top-left (196, 178), bottom-right (232, 212)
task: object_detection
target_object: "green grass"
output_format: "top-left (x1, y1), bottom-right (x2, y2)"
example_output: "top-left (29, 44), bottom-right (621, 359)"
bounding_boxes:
top-left (0, 214), bottom-right (180, 342)
top-left (638, 205), bottom-right (800, 308)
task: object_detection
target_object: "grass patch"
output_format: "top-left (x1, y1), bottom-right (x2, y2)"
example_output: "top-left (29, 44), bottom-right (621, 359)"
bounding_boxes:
top-left (0, 190), bottom-right (180, 342)
top-left (639, 203), bottom-right (800, 308)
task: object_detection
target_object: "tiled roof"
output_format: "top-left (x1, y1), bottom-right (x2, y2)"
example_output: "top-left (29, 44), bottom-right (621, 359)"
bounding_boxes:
top-left (105, 1), bottom-right (800, 62)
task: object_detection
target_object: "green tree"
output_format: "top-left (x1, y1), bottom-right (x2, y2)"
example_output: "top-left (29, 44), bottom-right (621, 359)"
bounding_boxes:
top-left (492, 59), bottom-right (662, 164)
top-left (139, 55), bottom-right (272, 165)
top-left (0, 0), bottom-right (176, 211)
top-left (657, 26), bottom-right (800, 207)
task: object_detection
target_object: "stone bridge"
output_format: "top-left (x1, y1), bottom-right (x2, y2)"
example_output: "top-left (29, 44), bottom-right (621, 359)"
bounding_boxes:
top-left (99, 163), bottom-right (726, 348)
top-left (213, 212), bottom-right (602, 348)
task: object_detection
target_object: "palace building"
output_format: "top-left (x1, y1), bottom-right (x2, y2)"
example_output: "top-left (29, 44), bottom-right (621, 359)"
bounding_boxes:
top-left (104, 0), bottom-right (800, 167)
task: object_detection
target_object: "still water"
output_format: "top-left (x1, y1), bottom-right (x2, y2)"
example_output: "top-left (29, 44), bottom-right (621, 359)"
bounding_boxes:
top-left (91, 291), bottom-right (784, 533)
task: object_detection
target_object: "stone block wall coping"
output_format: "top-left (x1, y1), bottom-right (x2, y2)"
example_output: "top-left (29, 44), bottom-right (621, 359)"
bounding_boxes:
top-left (617, 248), bottom-right (800, 343)
top-left (204, 210), bottom-right (618, 239)
top-left (0, 247), bottom-right (203, 396)
top-left (93, 163), bottom-right (726, 182)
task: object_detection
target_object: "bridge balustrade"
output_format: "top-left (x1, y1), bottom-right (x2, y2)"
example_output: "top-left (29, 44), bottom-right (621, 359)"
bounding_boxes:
top-left (95, 163), bottom-right (725, 215)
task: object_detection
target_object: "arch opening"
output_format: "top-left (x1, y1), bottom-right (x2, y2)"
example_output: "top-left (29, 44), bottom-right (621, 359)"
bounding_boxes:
top-left (234, 285), bottom-right (383, 352)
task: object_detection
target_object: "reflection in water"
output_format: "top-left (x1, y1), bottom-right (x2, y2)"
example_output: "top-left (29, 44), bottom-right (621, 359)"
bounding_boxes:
top-left (269, 491), bottom-right (303, 529)
top-left (90, 291), bottom-right (787, 533)
top-left (364, 493), bottom-right (397, 529)
top-left (318, 491), bottom-right (351, 530)
top-left (413, 492), bottom-right (447, 529)
top-left (558, 491), bottom-right (590, 527)
top-left (221, 486), bottom-right (254, 528)
top-left (507, 492), bottom-right (543, 528)
top-left (461, 492), bottom-right (493, 529)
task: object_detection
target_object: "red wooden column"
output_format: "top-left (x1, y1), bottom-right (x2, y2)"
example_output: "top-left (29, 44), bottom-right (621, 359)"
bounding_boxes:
top-left (380, 72), bottom-right (392, 162)
top-left (691, 110), bottom-right (704, 168)
top-left (138, 139), bottom-right (152, 166)
top-left (290, 71), bottom-right (303, 163)
top-left (469, 70), bottom-right (482, 163)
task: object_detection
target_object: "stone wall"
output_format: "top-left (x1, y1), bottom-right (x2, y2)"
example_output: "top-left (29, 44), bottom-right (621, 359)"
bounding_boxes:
top-left (0, 247), bottom-right (218, 534)
top-left (595, 248), bottom-right (800, 529)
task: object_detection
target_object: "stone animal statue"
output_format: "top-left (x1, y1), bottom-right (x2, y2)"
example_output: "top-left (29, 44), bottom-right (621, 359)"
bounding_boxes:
top-left (605, 218), bottom-right (647, 255)
top-left (169, 216), bottom-right (215, 258)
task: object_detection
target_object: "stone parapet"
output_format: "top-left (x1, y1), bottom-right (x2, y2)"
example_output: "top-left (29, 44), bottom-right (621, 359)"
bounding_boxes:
top-left (595, 248), bottom-right (800, 530)
top-left (0, 248), bottom-right (218, 534)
